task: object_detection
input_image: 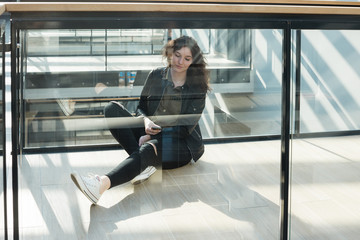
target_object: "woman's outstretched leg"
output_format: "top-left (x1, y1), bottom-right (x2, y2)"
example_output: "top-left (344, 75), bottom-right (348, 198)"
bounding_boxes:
top-left (70, 141), bottom-right (159, 204)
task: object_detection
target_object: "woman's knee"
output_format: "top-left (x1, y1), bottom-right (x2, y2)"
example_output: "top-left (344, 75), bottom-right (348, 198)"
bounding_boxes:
top-left (146, 142), bottom-right (158, 156)
top-left (139, 142), bottom-right (157, 156)
top-left (139, 143), bottom-right (161, 167)
top-left (104, 101), bottom-right (125, 118)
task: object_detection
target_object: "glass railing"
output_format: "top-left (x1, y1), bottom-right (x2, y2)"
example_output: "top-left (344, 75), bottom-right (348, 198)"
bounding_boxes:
top-left (290, 28), bottom-right (360, 239)
top-left (11, 9), bottom-right (285, 240)
top-left (294, 29), bottom-right (360, 134)
top-left (21, 28), bottom-right (268, 149)
top-left (2, 2), bottom-right (360, 240)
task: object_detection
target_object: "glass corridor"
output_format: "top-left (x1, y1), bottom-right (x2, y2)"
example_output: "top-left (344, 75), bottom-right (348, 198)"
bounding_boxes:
top-left (1, 2), bottom-right (360, 240)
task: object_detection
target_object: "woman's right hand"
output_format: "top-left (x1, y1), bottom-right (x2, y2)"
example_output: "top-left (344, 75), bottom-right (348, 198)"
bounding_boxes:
top-left (144, 117), bottom-right (162, 135)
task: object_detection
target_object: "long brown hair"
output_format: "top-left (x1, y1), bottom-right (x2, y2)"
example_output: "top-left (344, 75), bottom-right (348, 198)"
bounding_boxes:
top-left (163, 36), bottom-right (210, 93)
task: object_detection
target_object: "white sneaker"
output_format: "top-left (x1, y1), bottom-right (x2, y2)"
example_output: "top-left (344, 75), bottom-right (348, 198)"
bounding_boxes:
top-left (71, 172), bottom-right (102, 204)
top-left (131, 166), bottom-right (156, 185)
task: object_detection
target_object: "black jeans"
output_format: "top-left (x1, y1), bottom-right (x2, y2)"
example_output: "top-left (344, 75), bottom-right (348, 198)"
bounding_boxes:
top-left (104, 101), bottom-right (192, 188)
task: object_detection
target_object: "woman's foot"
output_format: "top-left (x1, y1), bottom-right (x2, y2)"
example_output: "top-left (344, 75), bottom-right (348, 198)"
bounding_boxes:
top-left (71, 172), bottom-right (102, 204)
top-left (131, 166), bottom-right (156, 185)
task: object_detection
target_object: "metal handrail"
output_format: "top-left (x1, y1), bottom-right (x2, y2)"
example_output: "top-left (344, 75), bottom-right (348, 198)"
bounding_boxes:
top-left (3, 1), bottom-right (360, 15)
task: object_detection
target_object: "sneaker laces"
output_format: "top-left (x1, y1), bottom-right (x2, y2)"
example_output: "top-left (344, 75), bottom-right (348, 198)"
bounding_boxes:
top-left (84, 173), bottom-right (101, 188)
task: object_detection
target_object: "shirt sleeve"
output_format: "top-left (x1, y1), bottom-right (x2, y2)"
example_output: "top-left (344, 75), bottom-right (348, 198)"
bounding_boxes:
top-left (135, 69), bottom-right (155, 118)
top-left (177, 91), bottom-right (206, 136)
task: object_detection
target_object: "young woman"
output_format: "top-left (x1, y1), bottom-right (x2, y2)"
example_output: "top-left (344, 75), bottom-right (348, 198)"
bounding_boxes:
top-left (71, 36), bottom-right (210, 204)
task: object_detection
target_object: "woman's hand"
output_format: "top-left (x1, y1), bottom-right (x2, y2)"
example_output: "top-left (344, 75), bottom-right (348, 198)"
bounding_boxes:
top-left (139, 135), bottom-right (151, 146)
top-left (144, 117), bottom-right (162, 135)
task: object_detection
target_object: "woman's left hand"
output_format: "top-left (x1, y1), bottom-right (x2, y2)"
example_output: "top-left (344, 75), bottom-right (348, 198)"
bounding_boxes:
top-left (139, 135), bottom-right (151, 146)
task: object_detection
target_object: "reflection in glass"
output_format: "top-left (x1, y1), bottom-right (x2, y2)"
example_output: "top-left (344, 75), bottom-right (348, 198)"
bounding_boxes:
top-left (22, 28), bottom-right (282, 148)
top-left (19, 27), bottom-right (283, 240)
top-left (298, 30), bottom-right (360, 133)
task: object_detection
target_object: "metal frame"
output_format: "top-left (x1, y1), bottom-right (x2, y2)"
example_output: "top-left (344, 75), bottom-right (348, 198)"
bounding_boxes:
top-left (11, 21), bottom-right (20, 240)
top-left (1, 20), bottom-right (8, 240)
top-left (294, 29), bottom-right (301, 135)
top-left (8, 10), bottom-right (360, 240)
top-left (280, 22), bottom-right (291, 240)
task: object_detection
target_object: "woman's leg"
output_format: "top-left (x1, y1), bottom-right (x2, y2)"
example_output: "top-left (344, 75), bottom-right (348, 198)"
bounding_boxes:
top-left (104, 101), bottom-right (144, 155)
top-left (71, 132), bottom-right (192, 204)
top-left (70, 145), bottom-right (157, 204)
top-left (105, 140), bottom-right (161, 188)
top-left (104, 130), bottom-right (193, 189)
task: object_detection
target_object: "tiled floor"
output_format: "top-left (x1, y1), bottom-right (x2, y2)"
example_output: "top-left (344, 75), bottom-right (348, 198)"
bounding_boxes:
top-left (290, 136), bottom-right (360, 240)
top-left (17, 135), bottom-right (360, 240)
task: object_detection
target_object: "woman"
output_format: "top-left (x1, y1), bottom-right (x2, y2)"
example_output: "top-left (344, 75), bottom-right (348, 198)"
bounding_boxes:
top-left (71, 35), bottom-right (210, 204)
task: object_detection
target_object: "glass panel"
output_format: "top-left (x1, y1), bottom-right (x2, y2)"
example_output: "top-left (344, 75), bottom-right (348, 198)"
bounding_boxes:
top-left (22, 28), bottom-right (281, 148)
top-left (298, 30), bottom-right (360, 133)
top-left (290, 30), bottom-right (360, 239)
top-left (19, 27), bottom-right (283, 239)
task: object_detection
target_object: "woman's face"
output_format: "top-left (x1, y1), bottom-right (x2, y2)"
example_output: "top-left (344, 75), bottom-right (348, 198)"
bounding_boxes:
top-left (170, 47), bottom-right (193, 74)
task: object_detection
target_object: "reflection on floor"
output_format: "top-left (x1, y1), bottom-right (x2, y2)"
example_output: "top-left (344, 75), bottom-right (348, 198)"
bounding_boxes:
top-left (18, 136), bottom-right (360, 240)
